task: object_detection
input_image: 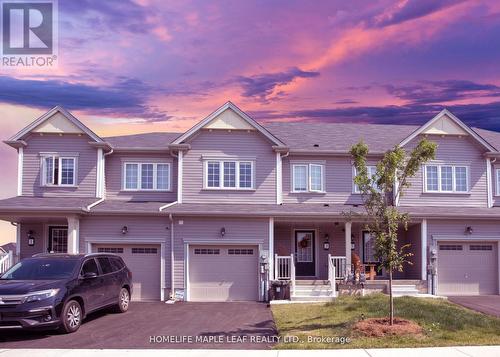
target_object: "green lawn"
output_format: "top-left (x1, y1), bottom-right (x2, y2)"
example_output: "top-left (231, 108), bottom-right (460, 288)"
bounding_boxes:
top-left (271, 294), bottom-right (500, 349)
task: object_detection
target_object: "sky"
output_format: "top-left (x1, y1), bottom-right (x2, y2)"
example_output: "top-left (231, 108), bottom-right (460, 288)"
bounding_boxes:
top-left (1, 0), bottom-right (500, 244)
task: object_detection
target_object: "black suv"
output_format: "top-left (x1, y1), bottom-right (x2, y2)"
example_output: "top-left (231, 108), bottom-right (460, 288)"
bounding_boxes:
top-left (0, 253), bottom-right (133, 333)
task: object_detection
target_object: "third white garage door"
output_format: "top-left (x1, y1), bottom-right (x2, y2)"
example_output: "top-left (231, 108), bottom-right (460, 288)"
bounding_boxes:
top-left (93, 244), bottom-right (161, 301)
top-left (437, 242), bottom-right (499, 295)
top-left (189, 245), bottom-right (259, 302)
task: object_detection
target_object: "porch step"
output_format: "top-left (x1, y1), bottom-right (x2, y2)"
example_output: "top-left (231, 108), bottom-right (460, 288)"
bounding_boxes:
top-left (291, 295), bottom-right (335, 302)
top-left (295, 280), bottom-right (329, 285)
top-left (391, 284), bottom-right (420, 297)
top-left (292, 282), bottom-right (335, 302)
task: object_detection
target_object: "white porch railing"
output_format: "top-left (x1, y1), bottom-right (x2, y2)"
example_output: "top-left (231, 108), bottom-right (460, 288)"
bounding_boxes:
top-left (331, 256), bottom-right (347, 279)
top-left (328, 254), bottom-right (337, 297)
top-left (274, 254), bottom-right (295, 297)
top-left (0, 251), bottom-right (13, 275)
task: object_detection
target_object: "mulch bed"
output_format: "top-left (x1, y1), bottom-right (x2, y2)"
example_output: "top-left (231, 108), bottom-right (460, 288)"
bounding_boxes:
top-left (353, 317), bottom-right (423, 337)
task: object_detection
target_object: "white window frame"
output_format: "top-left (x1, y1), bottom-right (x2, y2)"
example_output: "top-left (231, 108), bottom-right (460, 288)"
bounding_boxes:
top-left (353, 165), bottom-right (377, 194)
top-left (423, 164), bottom-right (469, 193)
top-left (203, 160), bottom-right (255, 190)
top-left (496, 169), bottom-right (500, 196)
top-left (41, 155), bottom-right (77, 187)
top-left (291, 163), bottom-right (325, 193)
top-left (122, 162), bottom-right (171, 191)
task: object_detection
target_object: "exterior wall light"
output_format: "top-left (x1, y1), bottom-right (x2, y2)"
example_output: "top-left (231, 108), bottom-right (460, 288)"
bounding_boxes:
top-left (220, 227), bottom-right (226, 237)
top-left (323, 234), bottom-right (330, 250)
top-left (465, 226), bottom-right (473, 235)
top-left (27, 230), bottom-right (35, 246)
top-left (121, 226), bottom-right (128, 235)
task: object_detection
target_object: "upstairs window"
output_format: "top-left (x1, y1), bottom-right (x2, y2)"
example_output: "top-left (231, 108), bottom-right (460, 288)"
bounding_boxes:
top-left (496, 169), bottom-right (500, 196)
top-left (292, 163), bottom-right (325, 193)
top-left (41, 156), bottom-right (76, 186)
top-left (205, 160), bottom-right (254, 190)
top-left (424, 165), bottom-right (468, 193)
top-left (353, 166), bottom-right (377, 193)
top-left (124, 162), bottom-right (170, 191)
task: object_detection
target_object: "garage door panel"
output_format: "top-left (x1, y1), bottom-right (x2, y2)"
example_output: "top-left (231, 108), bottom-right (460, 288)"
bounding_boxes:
top-left (189, 245), bottom-right (258, 302)
top-left (93, 244), bottom-right (161, 301)
top-left (438, 242), bottom-right (498, 296)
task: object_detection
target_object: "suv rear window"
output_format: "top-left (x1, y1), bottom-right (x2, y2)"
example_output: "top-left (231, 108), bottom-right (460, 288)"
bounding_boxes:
top-left (97, 257), bottom-right (114, 274)
top-left (109, 257), bottom-right (125, 271)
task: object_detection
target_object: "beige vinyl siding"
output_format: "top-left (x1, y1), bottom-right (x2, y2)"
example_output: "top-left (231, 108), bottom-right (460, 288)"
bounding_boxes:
top-left (105, 152), bottom-right (177, 202)
top-left (400, 135), bottom-right (488, 207)
top-left (22, 133), bottom-right (97, 197)
top-left (182, 130), bottom-right (276, 204)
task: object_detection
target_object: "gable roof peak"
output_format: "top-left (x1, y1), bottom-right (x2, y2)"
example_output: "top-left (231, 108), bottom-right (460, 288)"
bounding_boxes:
top-left (399, 108), bottom-right (496, 152)
top-left (172, 101), bottom-right (287, 147)
top-left (7, 106), bottom-right (104, 143)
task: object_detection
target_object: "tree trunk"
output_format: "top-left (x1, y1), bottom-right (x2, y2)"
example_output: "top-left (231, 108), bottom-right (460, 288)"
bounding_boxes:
top-left (389, 269), bottom-right (394, 325)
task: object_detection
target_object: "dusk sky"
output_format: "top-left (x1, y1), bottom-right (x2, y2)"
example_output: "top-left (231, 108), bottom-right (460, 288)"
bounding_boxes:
top-left (1, 0), bottom-right (500, 243)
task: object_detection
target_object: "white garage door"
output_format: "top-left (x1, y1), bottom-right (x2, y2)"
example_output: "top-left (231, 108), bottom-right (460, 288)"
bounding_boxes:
top-left (93, 244), bottom-right (161, 301)
top-left (438, 242), bottom-right (498, 295)
top-left (189, 245), bottom-right (258, 302)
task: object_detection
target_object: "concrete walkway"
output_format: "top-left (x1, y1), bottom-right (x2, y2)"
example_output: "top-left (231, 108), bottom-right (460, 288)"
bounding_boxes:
top-left (1, 347), bottom-right (500, 357)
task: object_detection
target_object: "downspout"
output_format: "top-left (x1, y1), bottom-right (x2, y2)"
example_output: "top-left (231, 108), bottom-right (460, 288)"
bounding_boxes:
top-left (168, 213), bottom-right (175, 302)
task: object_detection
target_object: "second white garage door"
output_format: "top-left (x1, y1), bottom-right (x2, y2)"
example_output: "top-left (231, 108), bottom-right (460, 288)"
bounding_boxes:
top-left (93, 244), bottom-right (161, 301)
top-left (437, 242), bottom-right (498, 295)
top-left (189, 245), bottom-right (258, 302)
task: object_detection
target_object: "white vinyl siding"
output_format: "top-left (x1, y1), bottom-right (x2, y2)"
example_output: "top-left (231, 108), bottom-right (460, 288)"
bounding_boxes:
top-left (292, 163), bottom-right (325, 193)
top-left (424, 165), bottom-right (469, 193)
top-left (353, 166), bottom-right (377, 193)
top-left (204, 160), bottom-right (255, 190)
top-left (41, 155), bottom-right (76, 186)
top-left (123, 162), bottom-right (171, 191)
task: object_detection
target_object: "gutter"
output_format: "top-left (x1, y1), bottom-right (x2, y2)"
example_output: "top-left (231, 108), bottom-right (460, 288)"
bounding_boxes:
top-left (159, 201), bottom-right (178, 212)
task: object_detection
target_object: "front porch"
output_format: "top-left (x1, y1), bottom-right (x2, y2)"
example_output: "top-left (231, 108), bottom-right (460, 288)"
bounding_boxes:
top-left (269, 219), bottom-right (426, 300)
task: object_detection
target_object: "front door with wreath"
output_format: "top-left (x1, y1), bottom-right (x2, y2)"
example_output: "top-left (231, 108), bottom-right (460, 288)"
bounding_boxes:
top-left (295, 230), bottom-right (315, 276)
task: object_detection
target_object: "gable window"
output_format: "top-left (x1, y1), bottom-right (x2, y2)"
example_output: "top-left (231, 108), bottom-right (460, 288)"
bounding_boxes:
top-left (41, 156), bottom-right (76, 186)
top-left (204, 160), bottom-right (254, 190)
top-left (292, 163), bottom-right (325, 193)
top-left (123, 162), bottom-right (170, 191)
top-left (424, 165), bottom-right (468, 193)
top-left (353, 166), bottom-right (377, 193)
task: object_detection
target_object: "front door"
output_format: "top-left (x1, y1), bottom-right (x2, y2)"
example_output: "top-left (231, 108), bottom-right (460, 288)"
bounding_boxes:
top-left (48, 226), bottom-right (68, 253)
top-left (295, 230), bottom-right (315, 276)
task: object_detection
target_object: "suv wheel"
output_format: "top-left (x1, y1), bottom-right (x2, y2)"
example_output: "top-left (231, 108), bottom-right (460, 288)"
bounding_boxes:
top-left (115, 287), bottom-right (130, 313)
top-left (60, 300), bottom-right (82, 333)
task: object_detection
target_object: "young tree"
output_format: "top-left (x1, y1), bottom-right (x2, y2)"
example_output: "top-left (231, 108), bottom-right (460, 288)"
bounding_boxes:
top-left (350, 139), bottom-right (437, 325)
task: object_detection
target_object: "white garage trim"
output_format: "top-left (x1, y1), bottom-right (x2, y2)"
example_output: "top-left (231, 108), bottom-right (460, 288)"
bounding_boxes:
top-left (86, 238), bottom-right (166, 301)
top-left (185, 242), bottom-right (262, 302)
top-left (432, 235), bottom-right (500, 241)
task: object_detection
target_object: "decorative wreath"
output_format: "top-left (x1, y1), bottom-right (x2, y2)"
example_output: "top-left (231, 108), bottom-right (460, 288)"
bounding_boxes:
top-left (299, 237), bottom-right (310, 248)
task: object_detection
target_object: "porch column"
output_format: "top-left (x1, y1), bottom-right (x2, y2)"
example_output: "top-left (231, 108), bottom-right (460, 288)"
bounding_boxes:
top-left (67, 216), bottom-right (80, 254)
top-left (268, 217), bottom-right (274, 280)
top-left (421, 219), bottom-right (427, 281)
top-left (345, 221), bottom-right (352, 273)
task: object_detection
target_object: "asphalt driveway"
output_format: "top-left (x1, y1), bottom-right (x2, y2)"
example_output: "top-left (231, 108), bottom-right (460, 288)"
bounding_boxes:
top-left (0, 302), bottom-right (277, 349)
top-left (448, 296), bottom-right (500, 318)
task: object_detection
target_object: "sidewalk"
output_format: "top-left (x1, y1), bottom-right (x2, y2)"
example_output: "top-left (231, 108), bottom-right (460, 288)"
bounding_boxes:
top-left (1, 346), bottom-right (500, 357)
